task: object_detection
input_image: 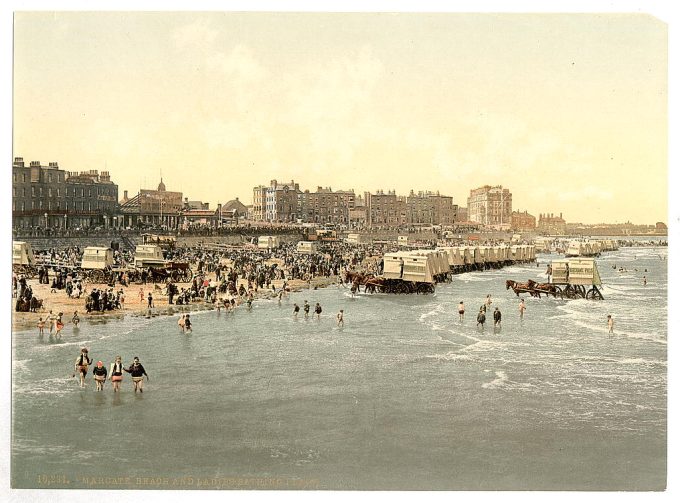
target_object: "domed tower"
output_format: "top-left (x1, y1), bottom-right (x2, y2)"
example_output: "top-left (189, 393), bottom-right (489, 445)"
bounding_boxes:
top-left (157, 178), bottom-right (166, 192)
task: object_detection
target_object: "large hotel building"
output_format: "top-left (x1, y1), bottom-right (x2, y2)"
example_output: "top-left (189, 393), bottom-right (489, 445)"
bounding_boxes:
top-left (467, 185), bottom-right (512, 230)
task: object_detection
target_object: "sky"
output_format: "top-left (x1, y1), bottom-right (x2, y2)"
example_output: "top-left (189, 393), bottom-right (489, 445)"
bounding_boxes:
top-left (12, 10), bottom-right (668, 224)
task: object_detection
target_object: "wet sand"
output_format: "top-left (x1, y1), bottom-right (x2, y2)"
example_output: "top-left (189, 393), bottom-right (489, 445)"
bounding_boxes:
top-left (12, 274), bottom-right (341, 333)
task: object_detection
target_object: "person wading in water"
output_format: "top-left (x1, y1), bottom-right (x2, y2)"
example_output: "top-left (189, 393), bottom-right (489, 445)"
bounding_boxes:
top-left (92, 361), bottom-right (108, 391)
top-left (124, 357), bottom-right (149, 393)
top-left (109, 356), bottom-right (124, 392)
top-left (73, 348), bottom-right (92, 388)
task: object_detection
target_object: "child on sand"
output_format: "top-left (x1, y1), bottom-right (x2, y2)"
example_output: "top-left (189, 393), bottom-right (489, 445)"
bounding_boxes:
top-left (37, 318), bottom-right (45, 336)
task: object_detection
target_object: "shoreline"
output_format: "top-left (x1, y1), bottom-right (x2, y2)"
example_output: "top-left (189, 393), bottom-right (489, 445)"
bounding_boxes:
top-left (12, 275), bottom-right (341, 333)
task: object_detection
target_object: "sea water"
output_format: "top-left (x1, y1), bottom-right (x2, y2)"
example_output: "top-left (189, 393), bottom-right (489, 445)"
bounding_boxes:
top-left (11, 244), bottom-right (667, 490)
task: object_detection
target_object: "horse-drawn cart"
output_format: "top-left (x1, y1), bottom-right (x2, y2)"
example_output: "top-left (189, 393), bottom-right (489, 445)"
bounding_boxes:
top-left (150, 261), bottom-right (193, 283)
top-left (506, 257), bottom-right (603, 300)
top-left (344, 251), bottom-right (438, 294)
top-left (551, 258), bottom-right (604, 299)
top-left (80, 246), bottom-right (114, 283)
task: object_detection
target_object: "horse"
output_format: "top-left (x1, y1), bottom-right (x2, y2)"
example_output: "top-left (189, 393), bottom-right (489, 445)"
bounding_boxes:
top-left (506, 279), bottom-right (537, 297)
top-left (345, 271), bottom-right (366, 285)
top-left (29, 297), bottom-right (43, 312)
top-left (364, 277), bottom-right (385, 294)
top-left (506, 279), bottom-right (527, 296)
top-left (531, 281), bottom-right (560, 298)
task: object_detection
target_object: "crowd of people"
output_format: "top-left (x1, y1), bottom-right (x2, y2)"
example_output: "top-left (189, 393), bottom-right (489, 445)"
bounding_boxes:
top-left (85, 288), bottom-right (125, 313)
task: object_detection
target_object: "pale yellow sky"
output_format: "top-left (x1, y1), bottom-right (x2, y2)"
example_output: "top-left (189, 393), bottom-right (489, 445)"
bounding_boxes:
top-left (13, 11), bottom-right (667, 224)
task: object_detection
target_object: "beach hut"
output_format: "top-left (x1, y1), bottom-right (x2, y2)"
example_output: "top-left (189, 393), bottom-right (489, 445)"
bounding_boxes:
top-left (12, 241), bottom-right (34, 266)
top-left (296, 241), bottom-right (317, 254)
top-left (401, 253), bottom-right (436, 283)
top-left (81, 247), bottom-right (114, 270)
top-left (258, 236), bottom-right (280, 249)
top-left (134, 245), bottom-right (165, 268)
top-left (526, 245), bottom-right (536, 261)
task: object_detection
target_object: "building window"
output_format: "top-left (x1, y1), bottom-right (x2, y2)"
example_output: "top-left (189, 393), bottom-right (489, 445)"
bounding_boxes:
top-left (31, 187), bottom-right (35, 197)
top-left (49, 188), bottom-right (52, 197)
top-left (48, 173), bottom-right (52, 183)
top-left (22, 174), bottom-right (27, 182)
top-left (22, 188), bottom-right (26, 197)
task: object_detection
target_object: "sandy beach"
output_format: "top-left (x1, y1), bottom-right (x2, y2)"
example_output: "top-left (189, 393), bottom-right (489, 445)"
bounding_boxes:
top-left (12, 273), bottom-right (340, 333)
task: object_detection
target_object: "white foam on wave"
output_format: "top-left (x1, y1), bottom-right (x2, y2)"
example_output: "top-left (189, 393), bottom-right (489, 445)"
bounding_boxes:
top-left (617, 330), bottom-right (667, 345)
top-left (32, 339), bottom-right (93, 351)
top-left (498, 266), bottom-right (525, 275)
top-left (424, 351), bottom-right (473, 362)
top-left (435, 334), bottom-right (466, 346)
top-left (462, 338), bottom-right (507, 353)
top-left (601, 283), bottom-right (640, 293)
top-left (564, 317), bottom-right (667, 345)
top-left (342, 291), bottom-right (368, 299)
top-left (13, 376), bottom-right (75, 396)
top-left (481, 368), bottom-right (540, 391)
top-left (456, 273), bottom-right (494, 283)
top-left (482, 370), bottom-right (509, 389)
top-left (419, 304), bottom-right (445, 322)
top-left (617, 357), bottom-right (667, 366)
